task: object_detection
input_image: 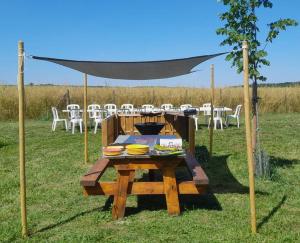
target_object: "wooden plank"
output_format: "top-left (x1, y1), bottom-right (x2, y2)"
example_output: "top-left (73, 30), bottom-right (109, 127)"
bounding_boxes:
top-left (129, 115), bottom-right (134, 135)
top-left (114, 114), bottom-right (119, 137)
top-left (80, 158), bottom-right (110, 186)
top-left (184, 152), bottom-right (209, 185)
top-left (115, 163), bottom-right (162, 170)
top-left (188, 117), bottom-right (195, 155)
top-left (130, 181), bottom-right (164, 195)
top-left (112, 158), bottom-right (184, 170)
top-left (178, 181), bottom-right (207, 194)
top-left (101, 118), bottom-right (108, 146)
top-left (162, 167), bottom-right (180, 215)
top-left (83, 181), bottom-right (207, 196)
top-left (118, 115), bottom-right (125, 135)
top-left (102, 115), bottom-right (117, 146)
top-left (112, 170), bottom-right (131, 220)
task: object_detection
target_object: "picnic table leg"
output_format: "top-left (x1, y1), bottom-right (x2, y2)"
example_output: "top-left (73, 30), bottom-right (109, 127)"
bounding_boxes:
top-left (112, 170), bottom-right (131, 220)
top-left (162, 166), bottom-right (180, 215)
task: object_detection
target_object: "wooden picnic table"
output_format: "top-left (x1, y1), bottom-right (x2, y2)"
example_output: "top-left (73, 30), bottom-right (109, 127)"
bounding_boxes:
top-left (81, 135), bottom-right (209, 220)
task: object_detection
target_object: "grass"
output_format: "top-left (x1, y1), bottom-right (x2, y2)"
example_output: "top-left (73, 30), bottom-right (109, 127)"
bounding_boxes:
top-left (0, 113), bottom-right (299, 242)
top-left (1, 85), bottom-right (300, 120)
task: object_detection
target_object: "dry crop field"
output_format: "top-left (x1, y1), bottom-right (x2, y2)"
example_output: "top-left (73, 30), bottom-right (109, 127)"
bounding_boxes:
top-left (0, 85), bottom-right (299, 120)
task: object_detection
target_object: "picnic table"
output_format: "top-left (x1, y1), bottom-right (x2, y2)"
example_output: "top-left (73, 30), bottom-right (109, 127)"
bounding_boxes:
top-left (80, 135), bottom-right (209, 219)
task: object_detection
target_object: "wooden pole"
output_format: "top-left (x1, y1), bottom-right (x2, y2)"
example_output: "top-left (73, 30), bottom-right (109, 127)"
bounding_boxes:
top-left (242, 40), bottom-right (257, 234)
top-left (18, 40), bottom-right (27, 237)
top-left (209, 64), bottom-right (215, 159)
top-left (84, 73), bottom-right (88, 164)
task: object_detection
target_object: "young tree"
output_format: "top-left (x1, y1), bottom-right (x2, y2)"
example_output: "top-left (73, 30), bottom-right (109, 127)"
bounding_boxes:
top-left (216, 0), bottom-right (297, 156)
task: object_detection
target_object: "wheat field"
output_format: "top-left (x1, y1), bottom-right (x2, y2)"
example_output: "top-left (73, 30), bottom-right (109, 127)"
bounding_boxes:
top-left (0, 85), bottom-right (299, 120)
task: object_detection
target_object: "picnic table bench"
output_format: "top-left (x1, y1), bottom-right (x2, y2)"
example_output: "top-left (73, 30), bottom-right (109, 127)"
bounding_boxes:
top-left (80, 152), bottom-right (209, 219)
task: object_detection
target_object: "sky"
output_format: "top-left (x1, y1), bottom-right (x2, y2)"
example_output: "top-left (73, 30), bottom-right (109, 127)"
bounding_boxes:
top-left (0, 0), bottom-right (299, 87)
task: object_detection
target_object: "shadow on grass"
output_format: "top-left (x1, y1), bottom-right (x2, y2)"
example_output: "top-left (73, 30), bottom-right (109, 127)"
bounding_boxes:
top-left (257, 195), bottom-right (287, 230)
top-left (122, 192), bottom-right (222, 217)
top-left (116, 164), bottom-right (222, 217)
top-left (0, 140), bottom-right (9, 149)
top-left (32, 196), bottom-right (114, 235)
top-left (269, 156), bottom-right (299, 169)
top-left (196, 145), bottom-right (267, 195)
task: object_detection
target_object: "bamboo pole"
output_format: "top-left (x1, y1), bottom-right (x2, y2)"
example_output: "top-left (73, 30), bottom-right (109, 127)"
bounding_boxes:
top-left (242, 40), bottom-right (257, 234)
top-left (209, 64), bottom-right (215, 159)
top-left (18, 41), bottom-right (27, 237)
top-left (84, 73), bottom-right (88, 164)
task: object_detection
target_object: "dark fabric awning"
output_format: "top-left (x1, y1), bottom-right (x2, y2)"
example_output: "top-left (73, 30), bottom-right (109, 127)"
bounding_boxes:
top-left (31, 53), bottom-right (225, 80)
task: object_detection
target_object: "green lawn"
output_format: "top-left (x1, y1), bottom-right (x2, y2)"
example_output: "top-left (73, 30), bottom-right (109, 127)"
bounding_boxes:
top-left (0, 113), bottom-right (299, 242)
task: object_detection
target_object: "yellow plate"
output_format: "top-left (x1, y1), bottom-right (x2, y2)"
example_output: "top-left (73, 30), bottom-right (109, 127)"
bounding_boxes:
top-left (127, 150), bottom-right (148, 155)
top-left (126, 144), bottom-right (149, 149)
top-left (103, 151), bottom-right (122, 156)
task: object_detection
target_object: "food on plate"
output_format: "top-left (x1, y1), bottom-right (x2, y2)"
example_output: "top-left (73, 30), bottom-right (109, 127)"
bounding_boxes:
top-left (154, 144), bottom-right (178, 152)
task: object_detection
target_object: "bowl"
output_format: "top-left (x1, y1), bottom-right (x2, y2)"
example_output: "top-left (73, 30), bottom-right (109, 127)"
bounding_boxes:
top-left (134, 122), bottom-right (165, 135)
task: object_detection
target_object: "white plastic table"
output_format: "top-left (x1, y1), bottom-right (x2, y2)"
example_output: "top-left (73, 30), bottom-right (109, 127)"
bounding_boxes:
top-left (198, 107), bottom-right (232, 112)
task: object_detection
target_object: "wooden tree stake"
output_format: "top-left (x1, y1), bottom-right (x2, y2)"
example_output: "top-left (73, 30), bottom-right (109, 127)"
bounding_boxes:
top-left (209, 64), bottom-right (215, 159)
top-left (84, 73), bottom-right (88, 163)
top-left (242, 40), bottom-right (257, 234)
top-left (18, 40), bottom-right (27, 237)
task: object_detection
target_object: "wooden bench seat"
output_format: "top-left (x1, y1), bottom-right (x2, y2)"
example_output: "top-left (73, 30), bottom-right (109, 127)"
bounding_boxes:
top-left (80, 154), bottom-right (209, 188)
top-left (80, 158), bottom-right (110, 187)
top-left (184, 152), bottom-right (209, 186)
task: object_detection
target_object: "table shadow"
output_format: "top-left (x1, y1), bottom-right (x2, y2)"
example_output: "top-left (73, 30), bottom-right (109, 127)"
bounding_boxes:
top-left (195, 145), bottom-right (267, 195)
top-left (122, 168), bottom-right (222, 217)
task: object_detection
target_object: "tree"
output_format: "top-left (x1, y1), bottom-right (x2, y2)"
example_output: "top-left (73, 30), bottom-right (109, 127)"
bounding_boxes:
top-left (216, 0), bottom-right (297, 168)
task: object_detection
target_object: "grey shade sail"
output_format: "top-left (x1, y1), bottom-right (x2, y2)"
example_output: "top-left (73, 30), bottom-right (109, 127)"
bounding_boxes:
top-left (31, 53), bottom-right (226, 80)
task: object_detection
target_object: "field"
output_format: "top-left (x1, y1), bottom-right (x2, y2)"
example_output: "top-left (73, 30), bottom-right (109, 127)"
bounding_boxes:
top-left (1, 85), bottom-right (300, 120)
top-left (0, 113), bottom-right (299, 242)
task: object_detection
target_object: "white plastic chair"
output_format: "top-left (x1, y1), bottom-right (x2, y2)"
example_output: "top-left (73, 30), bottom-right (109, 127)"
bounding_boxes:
top-left (88, 104), bottom-right (101, 127)
top-left (180, 104), bottom-right (192, 111)
top-left (66, 104), bottom-right (80, 122)
top-left (226, 105), bottom-right (242, 128)
top-left (142, 104), bottom-right (154, 112)
top-left (208, 108), bottom-right (224, 130)
top-left (88, 104), bottom-right (101, 118)
top-left (94, 109), bottom-right (108, 134)
top-left (67, 104), bottom-right (80, 113)
top-left (203, 103), bottom-right (211, 115)
top-left (104, 104), bottom-right (117, 116)
top-left (203, 103), bottom-right (211, 123)
top-left (51, 107), bottom-right (67, 131)
top-left (180, 104), bottom-right (198, 131)
top-left (70, 108), bottom-right (83, 134)
top-left (161, 104), bottom-right (173, 111)
top-left (120, 104), bottom-right (134, 114)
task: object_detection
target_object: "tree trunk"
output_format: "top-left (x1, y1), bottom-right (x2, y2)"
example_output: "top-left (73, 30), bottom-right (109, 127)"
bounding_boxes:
top-left (252, 80), bottom-right (258, 165)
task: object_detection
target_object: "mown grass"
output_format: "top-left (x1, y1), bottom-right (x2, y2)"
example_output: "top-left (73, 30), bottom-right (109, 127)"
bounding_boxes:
top-left (1, 85), bottom-right (300, 120)
top-left (0, 113), bottom-right (299, 242)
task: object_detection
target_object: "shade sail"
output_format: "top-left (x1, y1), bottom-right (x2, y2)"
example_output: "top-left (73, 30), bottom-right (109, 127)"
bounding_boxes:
top-left (31, 53), bottom-right (225, 80)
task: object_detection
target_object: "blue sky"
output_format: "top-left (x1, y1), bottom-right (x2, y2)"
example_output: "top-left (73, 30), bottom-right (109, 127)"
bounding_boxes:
top-left (0, 0), bottom-right (299, 87)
